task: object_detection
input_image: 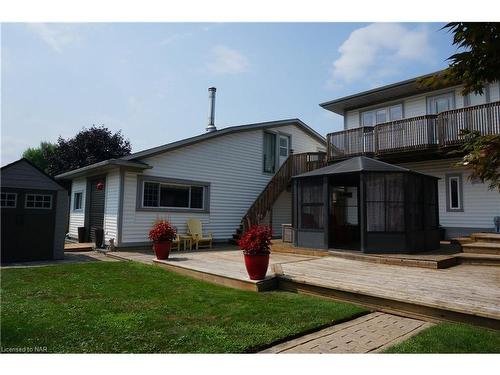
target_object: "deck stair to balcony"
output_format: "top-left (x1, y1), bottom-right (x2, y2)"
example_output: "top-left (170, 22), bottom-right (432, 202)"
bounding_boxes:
top-left (232, 152), bottom-right (327, 243)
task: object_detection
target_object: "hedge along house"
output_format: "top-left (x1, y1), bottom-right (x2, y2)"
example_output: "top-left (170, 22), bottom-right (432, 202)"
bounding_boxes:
top-left (1, 159), bottom-right (68, 263)
top-left (55, 89), bottom-right (326, 249)
top-left (292, 156), bottom-right (440, 253)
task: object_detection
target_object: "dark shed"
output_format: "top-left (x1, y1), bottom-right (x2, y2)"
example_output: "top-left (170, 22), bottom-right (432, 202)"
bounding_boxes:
top-left (1, 159), bottom-right (68, 263)
top-left (292, 156), bottom-right (440, 254)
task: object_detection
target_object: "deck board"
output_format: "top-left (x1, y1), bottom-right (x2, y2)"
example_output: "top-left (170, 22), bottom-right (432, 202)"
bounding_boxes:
top-left (277, 257), bottom-right (500, 321)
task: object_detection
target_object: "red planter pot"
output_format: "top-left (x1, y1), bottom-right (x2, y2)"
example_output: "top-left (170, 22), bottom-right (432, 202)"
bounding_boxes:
top-left (153, 241), bottom-right (172, 260)
top-left (244, 253), bottom-right (270, 280)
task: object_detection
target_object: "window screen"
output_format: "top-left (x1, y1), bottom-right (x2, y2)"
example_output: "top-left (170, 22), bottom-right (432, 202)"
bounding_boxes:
top-left (301, 180), bottom-right (324, 229)
top-left (366, 173), bottom-right (404, 232)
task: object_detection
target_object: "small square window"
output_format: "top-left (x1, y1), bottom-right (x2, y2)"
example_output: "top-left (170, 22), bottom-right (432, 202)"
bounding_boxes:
top-left (1, 192), bottom-right (17, 208)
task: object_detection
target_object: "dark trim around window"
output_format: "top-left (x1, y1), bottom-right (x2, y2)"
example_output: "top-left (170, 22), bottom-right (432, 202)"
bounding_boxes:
top-left (73, 191), bottom-right (83, 211)
top-left (136, 175), bottom-right (210, 213)
top-left (445, 173), bottom-right (464, 212)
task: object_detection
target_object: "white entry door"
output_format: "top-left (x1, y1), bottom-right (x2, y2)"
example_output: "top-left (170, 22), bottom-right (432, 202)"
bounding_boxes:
top-left (278, 135), bottom-right (290, 167)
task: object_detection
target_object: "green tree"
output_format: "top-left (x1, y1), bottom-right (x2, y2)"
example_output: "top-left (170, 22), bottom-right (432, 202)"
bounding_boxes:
top-left (420, 23), bottom-right (500, 191)
top-left (21, 141), bottom-right (57, 174)
top-left (48, 125), bottom-right (131, 176)
top-left (456, 130), bottom-right (500, 192)
top-left (419, 22), bottom-right (500, 95)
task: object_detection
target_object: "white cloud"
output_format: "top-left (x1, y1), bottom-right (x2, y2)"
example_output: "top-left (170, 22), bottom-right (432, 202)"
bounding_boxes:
top-left (207, 45), bottom-right (249, 75)
top-left (329, 23), bottom-right (434, 87)
top-left (27, 23), bottom-right (79, 53)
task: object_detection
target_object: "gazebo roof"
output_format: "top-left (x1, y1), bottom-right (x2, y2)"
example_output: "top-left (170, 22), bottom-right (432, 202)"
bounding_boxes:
top-left (293, 156), bottom-right (420, 178)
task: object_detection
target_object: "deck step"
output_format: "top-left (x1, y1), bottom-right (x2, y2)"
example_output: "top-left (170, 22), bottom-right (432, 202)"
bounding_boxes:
top-left (461, 241), bottom-right (500, 255)
top-left (450, 237), bottom-right (475, 245)
top-left (470, 232), bottom-right (500, 244)
top-left (328, 250), bottom-right (458, 269)
top-left (456, 252), bottom-right (500, 266)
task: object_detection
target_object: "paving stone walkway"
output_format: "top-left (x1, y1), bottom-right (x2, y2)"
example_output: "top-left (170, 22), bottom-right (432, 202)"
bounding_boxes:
top-left (261, 312), bottom-right (432, 353)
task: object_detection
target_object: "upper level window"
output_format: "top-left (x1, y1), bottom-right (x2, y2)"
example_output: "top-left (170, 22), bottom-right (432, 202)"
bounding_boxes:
top-left (1, 192), bottom-right (17, 208)
top-left (279, 136), bottom-right (289, 157)
top-left (361, 104), bottom-right (403, 126)
top-left (466, 84), bottom-right (490, 107)
top-left (427, 92), bottom-right (455, 114)
top-left (142, 181), bottom-right (205, 210)
top-left (25, 194), bottom-right (52, 209)
top-left (73, 192), bottom-right (83, 210)
top-left (263, 132), bottom-right (277, 173)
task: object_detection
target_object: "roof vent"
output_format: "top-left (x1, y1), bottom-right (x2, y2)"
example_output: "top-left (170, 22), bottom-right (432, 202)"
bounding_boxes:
top-left (206, 87), bottom-right (217, 133)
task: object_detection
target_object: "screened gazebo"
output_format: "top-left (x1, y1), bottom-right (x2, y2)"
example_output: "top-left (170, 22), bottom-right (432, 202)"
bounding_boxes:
top-left (292, 156), bottom-right (440, 254)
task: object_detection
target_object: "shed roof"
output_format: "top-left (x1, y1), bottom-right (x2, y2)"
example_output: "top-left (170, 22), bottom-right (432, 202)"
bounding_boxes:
top-left (293, 156), bottom-right (437, 179)
top-left (1, 158), bottom-right (67, 190)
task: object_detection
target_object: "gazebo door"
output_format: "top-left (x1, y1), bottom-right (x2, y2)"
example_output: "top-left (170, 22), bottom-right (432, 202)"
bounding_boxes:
top-left (329, 181), bottom-right (360, 250)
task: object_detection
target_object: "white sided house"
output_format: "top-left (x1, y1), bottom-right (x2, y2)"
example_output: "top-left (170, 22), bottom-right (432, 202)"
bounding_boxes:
top-left (56, 118), bottom-right (326, 248)
top-left (321, 72), bottom-right (500, 238)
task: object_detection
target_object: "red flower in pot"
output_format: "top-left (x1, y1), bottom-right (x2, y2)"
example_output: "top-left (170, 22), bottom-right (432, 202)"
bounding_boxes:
top-left (149, 220), bottom-right (177, 260)
top-left (238, 225), bottom-right (272, 280)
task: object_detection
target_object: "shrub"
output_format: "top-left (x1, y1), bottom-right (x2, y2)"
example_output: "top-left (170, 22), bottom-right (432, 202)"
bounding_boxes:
top-left (149, 220), bottom-right (176, 243)
top-left (238, 225), bottom-right (272, 255)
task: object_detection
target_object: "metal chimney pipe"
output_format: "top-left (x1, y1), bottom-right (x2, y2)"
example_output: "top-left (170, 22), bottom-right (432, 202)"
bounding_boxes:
top-left (206, 87), bottom-right (217, 133)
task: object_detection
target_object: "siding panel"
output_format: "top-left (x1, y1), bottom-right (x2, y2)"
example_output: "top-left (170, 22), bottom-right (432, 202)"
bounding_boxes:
top-left (68, 178), bottom-right (86, 238)
top-left (121, 125), bottom-right (324, 243)
top-left (399, 159), bottom-right (500, 230)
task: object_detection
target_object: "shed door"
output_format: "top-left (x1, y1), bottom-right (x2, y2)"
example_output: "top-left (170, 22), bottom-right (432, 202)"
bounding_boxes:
top-left (1, 189), bottom-right (56, 263)
top-left (87, 178), bottom-right (105, 242)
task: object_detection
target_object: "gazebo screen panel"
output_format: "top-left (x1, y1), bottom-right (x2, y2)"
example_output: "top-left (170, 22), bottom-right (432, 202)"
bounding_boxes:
top-left (300, 179), bottom-right (324, 230)
top-left (366, 173), bottom-right (405, 232)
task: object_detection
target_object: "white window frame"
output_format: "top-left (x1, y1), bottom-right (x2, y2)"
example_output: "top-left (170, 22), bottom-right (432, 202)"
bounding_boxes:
top-left (427, 92), bottom-right (455, 115)
top-left (25, 194), bottom-right (53, 209)
top-left (1, 192), bottom-right (17, 208)
top-left (141, 181), bottom-right (205, 211)
top-left (279, 135), bottom-right (289, 157)
top-left (360, 103), bottom-right (403, 126)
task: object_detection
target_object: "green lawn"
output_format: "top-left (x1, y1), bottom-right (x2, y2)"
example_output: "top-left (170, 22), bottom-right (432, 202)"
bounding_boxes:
top-left (385, 323), bottom-right (500, 353)
top-left (1, 261), bottom-right (366, 353)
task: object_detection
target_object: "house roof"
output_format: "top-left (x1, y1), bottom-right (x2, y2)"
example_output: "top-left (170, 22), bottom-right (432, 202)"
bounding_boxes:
top-left (293, 156), bottom-right (438, 179)
top-left (54, 159), bottom-right (151, 180)
top-left (121, 119), bottom-right (325, 161)
top-left (55, 119), bottom-right (324, 180)
top-left (319, 70), bottom-right (451, 115)
top-left (1, 158), bottom-right (67, 190)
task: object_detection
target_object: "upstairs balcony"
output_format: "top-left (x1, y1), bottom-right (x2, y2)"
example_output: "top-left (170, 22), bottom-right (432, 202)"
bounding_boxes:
top-left (327, 101), bottom-right (500, 162)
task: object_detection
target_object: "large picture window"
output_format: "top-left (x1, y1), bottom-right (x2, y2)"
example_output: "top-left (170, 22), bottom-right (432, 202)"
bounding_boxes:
top-left (142, 180), bottom-right (206, 210)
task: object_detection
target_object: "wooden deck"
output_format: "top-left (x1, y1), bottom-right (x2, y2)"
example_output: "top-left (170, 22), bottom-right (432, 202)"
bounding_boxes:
top-left (275, 256), bottom-right (500, 329)
top-left (64, 242), bottom-right (94, 252)
top-left (153, 250), bottom-right (316, 292)
top-left (110, 246), bottom-right (499, 329)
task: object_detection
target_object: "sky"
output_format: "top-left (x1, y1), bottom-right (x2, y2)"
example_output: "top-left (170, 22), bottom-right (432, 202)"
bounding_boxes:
top-left (1, 22), bottom-right (457, 165)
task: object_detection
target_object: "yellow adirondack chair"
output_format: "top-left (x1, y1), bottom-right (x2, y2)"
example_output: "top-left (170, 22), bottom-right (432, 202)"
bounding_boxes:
top-left (187, 219), bottom-right (213, 250)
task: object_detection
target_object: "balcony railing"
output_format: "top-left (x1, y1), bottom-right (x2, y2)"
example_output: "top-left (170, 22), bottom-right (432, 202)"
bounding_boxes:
top-left (327, 101), bottom-right (500, 161)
